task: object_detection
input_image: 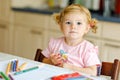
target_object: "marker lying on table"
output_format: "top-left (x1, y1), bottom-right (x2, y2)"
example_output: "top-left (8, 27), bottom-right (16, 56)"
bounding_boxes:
top-left (0, 72), bottom-right (10, 80)
top-left (8, 74), bottom-right (14, 80)
top-left (14, 66), bottom-right (39, 75)
top-left (17, 62), bottom-right (27, 71)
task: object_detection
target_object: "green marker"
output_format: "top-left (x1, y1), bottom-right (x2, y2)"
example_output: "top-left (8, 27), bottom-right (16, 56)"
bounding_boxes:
top-left (0, 72), bottom-right (10, 80)
top-left (14, 66), bottom-right (39, 75)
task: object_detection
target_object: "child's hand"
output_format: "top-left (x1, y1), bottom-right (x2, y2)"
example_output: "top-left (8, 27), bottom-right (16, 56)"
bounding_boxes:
top-left (50, 53), bottom-right (64, 66)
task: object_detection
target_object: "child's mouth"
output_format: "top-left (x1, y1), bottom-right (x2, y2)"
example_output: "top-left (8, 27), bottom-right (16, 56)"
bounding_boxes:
top-left (69, 31), bottom-right (77, 33)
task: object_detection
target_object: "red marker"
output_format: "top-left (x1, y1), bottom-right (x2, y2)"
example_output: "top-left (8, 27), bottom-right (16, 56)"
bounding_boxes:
top-left (52, 72), bottom-right (80, 80)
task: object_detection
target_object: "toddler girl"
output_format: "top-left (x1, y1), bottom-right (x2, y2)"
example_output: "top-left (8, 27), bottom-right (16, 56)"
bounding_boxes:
top-left (42, 4), bottom-right (101, 76)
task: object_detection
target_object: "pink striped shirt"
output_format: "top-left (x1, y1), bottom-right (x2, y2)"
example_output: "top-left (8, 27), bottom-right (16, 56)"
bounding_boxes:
top-left (42, 37), bottom-right (101, 68)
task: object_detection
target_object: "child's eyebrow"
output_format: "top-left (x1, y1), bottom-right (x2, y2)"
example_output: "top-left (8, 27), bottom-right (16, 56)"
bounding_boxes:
top-left (64, 18), bottom-right (70, 20)
top-left (63, 18), bottom-right (82, 21)
top-left (63, 19), bottom-right (71, 22)
top-left (76, 20), bottom-right (82, 22)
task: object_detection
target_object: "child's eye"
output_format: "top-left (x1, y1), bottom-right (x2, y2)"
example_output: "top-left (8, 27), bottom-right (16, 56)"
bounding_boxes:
top-left (77, 22), bottom-right (81, 25)
top-left (65, 22), bottom-right (71, 24)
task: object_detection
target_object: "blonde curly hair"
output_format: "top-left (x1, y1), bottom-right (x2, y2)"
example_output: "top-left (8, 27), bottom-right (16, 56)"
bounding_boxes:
top-left (53, 4), bottom-right (98, 33)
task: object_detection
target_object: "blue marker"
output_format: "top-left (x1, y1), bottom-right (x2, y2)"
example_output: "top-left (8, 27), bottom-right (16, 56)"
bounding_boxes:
top-left (13, 60), bottom-right (16, 72)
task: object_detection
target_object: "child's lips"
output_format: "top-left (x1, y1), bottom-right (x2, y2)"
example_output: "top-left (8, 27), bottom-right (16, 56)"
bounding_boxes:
top-left (69, 31), bottom-right (77, 33)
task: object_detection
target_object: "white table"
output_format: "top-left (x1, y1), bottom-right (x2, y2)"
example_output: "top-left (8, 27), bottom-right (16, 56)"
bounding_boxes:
top-left (0, 52), bottom-right (110, 80)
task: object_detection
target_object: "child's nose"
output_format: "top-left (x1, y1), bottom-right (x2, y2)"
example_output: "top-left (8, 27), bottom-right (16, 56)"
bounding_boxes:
top-left (71, 24), bottom-right (76, 29)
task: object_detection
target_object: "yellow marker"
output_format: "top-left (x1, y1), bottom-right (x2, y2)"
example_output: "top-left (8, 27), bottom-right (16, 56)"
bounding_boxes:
top-left (6, 62), bottom-right (11, 75)
top-left (17, 62), bottom-right (27, 71)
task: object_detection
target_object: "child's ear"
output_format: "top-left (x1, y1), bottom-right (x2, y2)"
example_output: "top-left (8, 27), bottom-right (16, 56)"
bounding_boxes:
top-left (59, 22), bottom-right (63, 31)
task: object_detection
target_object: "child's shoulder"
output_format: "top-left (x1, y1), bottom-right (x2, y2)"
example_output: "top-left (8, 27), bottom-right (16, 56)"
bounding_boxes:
top-left (83, 40), bottom-right (97, 48)
top-left (84, 40), bottom-right (98, 53)
top-left (83, 40), bottom-right (94, 46)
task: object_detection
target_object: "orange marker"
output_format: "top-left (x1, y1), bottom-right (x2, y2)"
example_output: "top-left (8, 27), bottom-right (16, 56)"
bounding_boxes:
top-left (17, 62), bottom-right (27, 71)
top-left (6, 62), bottom-right (11, 75)
top-left (16, 60), bottom-right (18, 71)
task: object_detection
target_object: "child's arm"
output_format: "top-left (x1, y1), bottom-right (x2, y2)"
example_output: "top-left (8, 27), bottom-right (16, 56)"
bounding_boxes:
top-left (42, 58), bottom-right (53, 65)
top-left (42, 53), bottom-right (64, 66)
top-left (63, 63), bottom-right (97, 76)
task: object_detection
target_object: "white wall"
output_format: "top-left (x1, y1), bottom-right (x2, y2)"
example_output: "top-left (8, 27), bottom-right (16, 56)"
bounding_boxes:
top-left (11, 0), bottom-right (46, 8)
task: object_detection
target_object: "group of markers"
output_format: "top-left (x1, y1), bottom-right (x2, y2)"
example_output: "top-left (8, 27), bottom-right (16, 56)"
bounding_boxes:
top-left (6, 59), bottom-right (27, 75)
top-left (0, 59), bottom-right (27, 80)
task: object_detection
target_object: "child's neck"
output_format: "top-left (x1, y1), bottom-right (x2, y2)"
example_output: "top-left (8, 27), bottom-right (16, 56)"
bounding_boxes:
top-left (65, 38), bottom-right (84, 46)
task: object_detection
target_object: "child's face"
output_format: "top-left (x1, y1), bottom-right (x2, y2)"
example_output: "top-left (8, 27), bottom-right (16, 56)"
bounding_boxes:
top-left (60, 12), bottom-right (90, 40)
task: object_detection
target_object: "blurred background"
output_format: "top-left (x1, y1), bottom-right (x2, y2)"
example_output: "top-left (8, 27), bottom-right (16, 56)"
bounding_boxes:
top-left (11, 0), bottom-right (120, 17)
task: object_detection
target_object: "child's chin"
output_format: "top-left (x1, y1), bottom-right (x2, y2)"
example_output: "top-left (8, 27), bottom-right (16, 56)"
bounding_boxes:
top-left (69, 36), bottom-right (79, 39)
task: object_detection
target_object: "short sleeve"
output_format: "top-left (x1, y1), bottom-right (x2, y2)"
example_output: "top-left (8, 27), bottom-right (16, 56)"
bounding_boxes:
top-left (83, 46), bottom-right (101, 67)
top-left (42, 38), bottom-right (54, 58)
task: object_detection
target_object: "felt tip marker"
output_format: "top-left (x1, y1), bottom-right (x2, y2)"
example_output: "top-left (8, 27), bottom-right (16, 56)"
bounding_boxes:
top-left (17, 62), bottom-right (27, 71)
top-left (14, 66), bottom-right (39, 75)
top-left (8, 74), bottom-right (14, 80)
top-left (0, 72), bottom-right (10, 80)
top-left (6, 62), bottom-right (11, 75)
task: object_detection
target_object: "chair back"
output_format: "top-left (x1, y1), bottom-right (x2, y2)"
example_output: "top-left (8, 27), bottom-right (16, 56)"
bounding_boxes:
top-left (34, 49), bottom-right (45, 62)
top-left (101, 59), bottom-right (120, 80)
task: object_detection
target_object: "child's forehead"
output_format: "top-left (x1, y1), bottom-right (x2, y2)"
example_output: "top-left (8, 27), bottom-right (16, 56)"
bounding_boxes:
top-left (64, 12), bottom-right (86, 19)
top-left (64, 11), bottom-right (85, 17)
